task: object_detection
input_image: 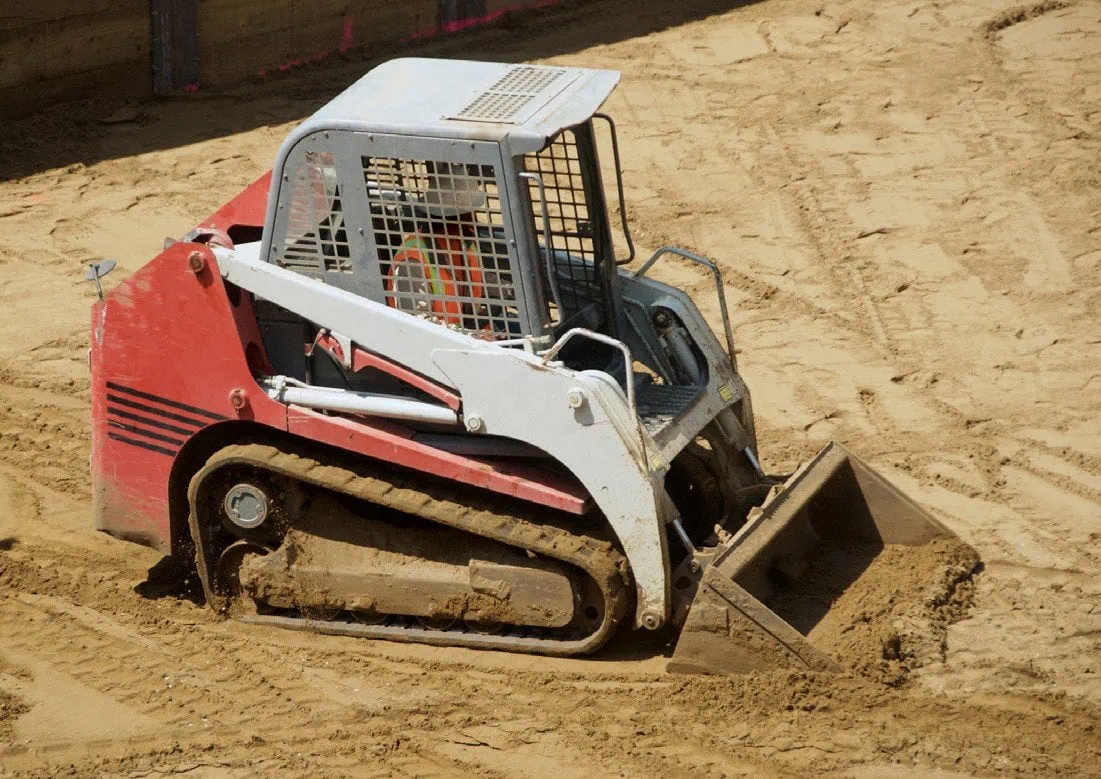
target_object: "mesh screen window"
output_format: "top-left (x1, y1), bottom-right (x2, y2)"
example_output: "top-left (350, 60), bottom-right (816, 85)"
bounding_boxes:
top-left (280, 151), bottom-right (353, 273)
top-left (363, 157), bottom-right (519, 338)
top-left (523, 129), bottom-right (603, 323)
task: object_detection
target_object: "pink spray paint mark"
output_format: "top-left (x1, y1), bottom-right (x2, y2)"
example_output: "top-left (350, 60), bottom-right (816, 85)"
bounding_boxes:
top-left (276, 49), bottom-right (335, 72)
top-left (253, 14), bottom-right (351, 78)
top-left (405, 0), bottom-right (561, 42)
top-left (252, 2), bottom-right (557, 81)
top-left (339, 16), bottom-right (356, 52)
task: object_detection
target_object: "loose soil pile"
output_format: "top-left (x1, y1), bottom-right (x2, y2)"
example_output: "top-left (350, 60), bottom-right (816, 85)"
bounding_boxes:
top-left (767, 539), bottom-right (980, 684)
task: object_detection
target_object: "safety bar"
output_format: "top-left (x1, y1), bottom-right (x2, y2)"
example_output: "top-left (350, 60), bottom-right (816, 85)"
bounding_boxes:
top-left (593, 113), bottom-right (636, 266)
top-left (518, 172), bottom-right (564, 315)
top-left (540, 327), bottom-right (636, 419)
top-left (634, 246), bottom-right (737, 365)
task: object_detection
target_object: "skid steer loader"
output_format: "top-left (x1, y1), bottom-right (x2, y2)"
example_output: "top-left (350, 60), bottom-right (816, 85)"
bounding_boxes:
top-left (89, 59), bottom-right (976, 672)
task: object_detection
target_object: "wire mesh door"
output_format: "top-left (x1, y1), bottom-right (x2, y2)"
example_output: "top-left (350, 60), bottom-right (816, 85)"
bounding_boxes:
top-left (523, 126), bottom-right (611, 328)
top-left (269, 131), bottom-right (533, 338)
top-left (362, 155), bottom-right (523, 338)
top-left (274, 150), bottom-right (360, 276)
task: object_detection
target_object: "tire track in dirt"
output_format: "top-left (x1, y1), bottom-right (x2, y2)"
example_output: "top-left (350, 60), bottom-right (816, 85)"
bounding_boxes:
top-left (728, 0), bottom-right (1100, 567)
top-left (0, 559), bottom-right (318, 736)
top-left (3, 530), bottom-right (1099, 777)
top-left (0, 362), bottom-right (90, 501)
top-left (0, 527), bottom-right (649, 776)
top-left (0, 550), bottom-right (487, 777)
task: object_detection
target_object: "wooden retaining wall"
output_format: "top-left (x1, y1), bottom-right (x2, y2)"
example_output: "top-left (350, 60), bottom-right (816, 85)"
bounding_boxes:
top-left (1, 1), bottom-right (151, 115)
top-left (0, 0), bottom-right (554, 116)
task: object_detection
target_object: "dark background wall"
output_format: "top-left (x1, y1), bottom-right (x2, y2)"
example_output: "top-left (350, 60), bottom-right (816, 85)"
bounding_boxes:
top-left (1, 1), bottom-right (151, 114)
top-left (0, 0), bottom-right (549, 115)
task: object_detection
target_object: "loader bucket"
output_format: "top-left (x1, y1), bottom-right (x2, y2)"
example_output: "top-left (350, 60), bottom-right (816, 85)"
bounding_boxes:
top-left (668, 442), bottom-right (978, 675)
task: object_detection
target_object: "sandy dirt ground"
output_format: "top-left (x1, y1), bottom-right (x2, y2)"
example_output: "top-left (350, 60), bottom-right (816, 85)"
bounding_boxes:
top-left (1, 0), bottom-right (1100, 775)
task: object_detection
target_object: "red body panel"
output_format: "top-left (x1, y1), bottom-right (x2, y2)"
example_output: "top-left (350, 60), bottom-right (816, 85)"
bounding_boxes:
top-left (91, 179), bottom-right (589, 554)
top-left (90, 243), bottom-right (286, 552)
top-left (201, 171), bottom-right (272, 235)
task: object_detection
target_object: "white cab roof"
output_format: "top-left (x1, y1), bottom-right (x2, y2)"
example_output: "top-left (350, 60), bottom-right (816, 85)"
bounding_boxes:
top-left (288, 58), bottom-right (621, 156)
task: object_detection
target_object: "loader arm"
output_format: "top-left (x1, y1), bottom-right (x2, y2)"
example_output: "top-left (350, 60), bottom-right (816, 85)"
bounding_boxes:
top-left (218, 244), bottom-right (674, 629)
top-left (216, 244), bottom-right (487, 389)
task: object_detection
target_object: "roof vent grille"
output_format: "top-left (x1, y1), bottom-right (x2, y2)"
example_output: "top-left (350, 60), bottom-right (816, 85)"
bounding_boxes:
top-left (452, 65), bottom-right (576, 123)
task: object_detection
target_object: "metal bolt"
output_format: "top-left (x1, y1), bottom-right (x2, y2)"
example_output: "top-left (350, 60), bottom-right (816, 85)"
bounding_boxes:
top-left (566, 389), bottom-right (585, 409)
top-left (229, 388), bottom-right (249, 410)
top-left (187, 251), bottom-right (206, 274)
top-left (465, 415), bottom-right (484, 433)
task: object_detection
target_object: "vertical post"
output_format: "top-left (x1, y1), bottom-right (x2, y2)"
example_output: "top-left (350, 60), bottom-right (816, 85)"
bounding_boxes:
top-left (438, 0), bottom-right (487, 28)
top-left (150, 0), bottom-right (199, 94)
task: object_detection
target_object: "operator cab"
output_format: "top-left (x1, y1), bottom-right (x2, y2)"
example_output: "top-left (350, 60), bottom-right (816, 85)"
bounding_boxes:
top-left (256, 58), bottom-right (712, 434)
top-left (261, 60), bottom-right (622, 340)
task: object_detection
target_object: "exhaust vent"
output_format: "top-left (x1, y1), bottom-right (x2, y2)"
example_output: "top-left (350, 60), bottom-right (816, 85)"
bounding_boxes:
top-left (451, 65), bottom-right (578, 124)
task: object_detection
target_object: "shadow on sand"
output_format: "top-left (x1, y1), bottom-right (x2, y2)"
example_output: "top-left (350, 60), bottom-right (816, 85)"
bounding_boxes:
top-left (0, 0), bottom-right (760, 181)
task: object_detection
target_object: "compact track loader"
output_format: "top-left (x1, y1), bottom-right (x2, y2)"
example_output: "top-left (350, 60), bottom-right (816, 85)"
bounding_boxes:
top-left (90, 59), bottom-right (976, 672)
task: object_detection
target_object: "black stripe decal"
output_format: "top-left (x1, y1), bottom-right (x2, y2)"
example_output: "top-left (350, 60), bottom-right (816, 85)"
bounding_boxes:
top-left (106, 394), bottom-right (208, 427)
top-left (107, 431), bottom-right (176, 457)
top-left (106, 405), bottom-right (195, 437)
top-left (107, 420), bottom-right (186, 447)
top-left (106, 381), bottom-right (227, 421)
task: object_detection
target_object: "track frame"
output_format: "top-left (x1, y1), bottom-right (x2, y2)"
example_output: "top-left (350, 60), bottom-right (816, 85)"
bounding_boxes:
top-left (188, 443), bottom-right (632, 656)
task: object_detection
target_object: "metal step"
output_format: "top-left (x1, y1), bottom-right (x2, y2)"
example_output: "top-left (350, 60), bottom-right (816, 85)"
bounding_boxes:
top-left (635, 383), bottom-right (703, 436)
